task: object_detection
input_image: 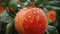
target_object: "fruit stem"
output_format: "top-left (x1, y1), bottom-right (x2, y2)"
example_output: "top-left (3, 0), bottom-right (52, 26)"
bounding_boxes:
top-left (27, 6), bottom-right (30, 9)
top-left (30, 0), bottom-right (35, 8)
top-left (32, 2), bottom-right (35, 8)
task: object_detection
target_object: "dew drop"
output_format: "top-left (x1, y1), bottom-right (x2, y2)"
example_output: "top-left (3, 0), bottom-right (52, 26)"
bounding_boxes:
top-left (33, 11), bottom-right (36, 14)
top-left (36, 16), bottom-right (40, 21)
top-left (28, 15), bottom-right (31, 18)
top-left (37, 11), bottom-right (40, 13)
top-left (42, 13), bottom-right (45, 17)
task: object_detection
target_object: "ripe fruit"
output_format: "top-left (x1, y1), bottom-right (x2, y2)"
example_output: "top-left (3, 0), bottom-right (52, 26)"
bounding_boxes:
top-left (14, 7), bottom-right (48, 34)
top-left (8, 7), bottom-right (14, 12)
top-left (8, 3), bottom-right (16, 12)
top-left (48, 10), bottom-right (56, 22)
top-left (0, 7), bottom-right (5, 14)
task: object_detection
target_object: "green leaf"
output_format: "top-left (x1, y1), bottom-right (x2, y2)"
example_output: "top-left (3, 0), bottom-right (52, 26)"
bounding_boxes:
top-left (46, 25), bottom-right (59, 34)
top-left (0, 10), bottom-right (14, 23)
top-left (6, 8), bottom-right (15, 18)
top-left (45, 5), bottom-right (60, 10)
top-left (8, 3), bottom-right (17, 8)
top-left (34, 0), bottom-right (43, 7)
top-left (2, 0), bottom-right (11, 7)
top-left (6, 22), bottom-right (14, 34)
top-left (0, 16), bottom-right (8, 34)
top-left (7, 3), bottom-right (19, 17)
top-left (22, 0), bottom-right (27, 2)
top-left (46, 1), bottom-right (60, 7)
top-left (0, 17), bottom-right (2, 32)
top-left (43, 7), bottom-right (48, 16)
top-left (49, 21), bottom-right (59, 27)
top-left (6, 22), bottom-right (18, 34)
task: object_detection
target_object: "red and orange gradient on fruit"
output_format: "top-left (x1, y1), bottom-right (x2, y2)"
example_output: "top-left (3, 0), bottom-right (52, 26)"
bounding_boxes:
top-left (48, 10), bottom-right (56, 22)
top-left (0, 7), bottom-right (5, 14)
top-left (14, 7), bottom-right (48, 34)
top-left (8, 7), bottom-right (14, 12)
